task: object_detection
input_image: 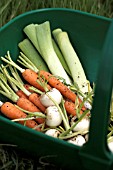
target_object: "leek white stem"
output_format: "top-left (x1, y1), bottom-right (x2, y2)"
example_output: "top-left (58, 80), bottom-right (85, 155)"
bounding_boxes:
top-left (53, 30), bottom-right (92, 94)
top-left (23, 24), bottom-right (41, 54)
top-left (18, 39), bottom-right (49, 71)
top-left (35, 21), bottom-right (72, 85)
top-left (52, 38), bottom-right (71, 76)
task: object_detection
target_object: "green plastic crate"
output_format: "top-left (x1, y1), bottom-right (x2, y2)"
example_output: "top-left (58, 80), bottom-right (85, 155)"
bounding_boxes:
top-left (0, 8), bottom-right (113, 170)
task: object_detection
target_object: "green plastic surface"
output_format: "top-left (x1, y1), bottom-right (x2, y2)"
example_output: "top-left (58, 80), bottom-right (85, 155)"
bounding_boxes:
top-left (0, 8), bottom-right (113, 170)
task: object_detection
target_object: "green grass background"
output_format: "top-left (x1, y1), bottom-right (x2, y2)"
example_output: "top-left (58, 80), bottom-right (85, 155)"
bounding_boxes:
top-left (0, 0), bottom-right (113, 27)
top-left (0, 0), bottom-right (113, 169)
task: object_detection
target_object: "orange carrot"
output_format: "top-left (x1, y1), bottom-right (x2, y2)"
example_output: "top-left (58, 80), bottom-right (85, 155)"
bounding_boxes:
top-left (81, 105), bottom-right (86, 111)
top-left (22, 70), bottom-right (86, 111)
top-left (16, 97), bottom-right (45, 124)
top-left (16, 90), bottom-right (28, 99)
top-left (64, 100), bottom-right (83, 116)
top-left (24, 84), bottom-right (34, 93)
top-left (17, 97), bottom-right (39, 112)
top-left (24, 84), bottom-right (46, 112)
top-left (22, 69), bottom-right (51, 92)
top-left (39, 70), bottom-right (87, 111)
top-left (23, 70), bottom-right (86, 111)
top-left (39, 70), bottom-right (77, 102)
top-left (16, 85), bottom-right (46, 113)
top-left (0, 102), bottom-right (40, 131)
top-left (29, 93), bottom-right (46, 112)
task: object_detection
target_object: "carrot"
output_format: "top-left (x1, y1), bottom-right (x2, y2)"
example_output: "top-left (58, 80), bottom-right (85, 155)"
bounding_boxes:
top-left (1, 53), bottom-right (51, 92)
top-left (0, 66), bottom-right (45, 123)
top-left (0, 69), bottom-right (45, 124)
top-left (1, 51), bottom-right (86, 111)
top-left (29, 93), bottom-right (46, 112)
top-left (23, 71), bottom-right (86, 111)
top-left (81, 105), bottom-right (86, 111)
top-left (10, 67), bottom-right (86, 114)
top-left (16, 84), bottom-right (46, 114)
top-left (39, 70), bottom-right (77, 102)
top-left (17, 97), bottom-right (45, 124)
top-left (22, 69), bottom-right (51, 92)
top-left (16, 90), bottom-right (29, 99)
top-left (24, 84), bottom-right (34, 93)
top-left (39, 70), bottom-right (87, 111)
top-left (64, 100), bottom-right (83, 116)
top-left (0, 102), bottom-right (40, 131)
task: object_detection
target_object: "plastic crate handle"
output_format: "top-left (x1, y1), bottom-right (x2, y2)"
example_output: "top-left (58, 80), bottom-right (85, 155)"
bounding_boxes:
top-left (79, 20), bottom-right (113, 170)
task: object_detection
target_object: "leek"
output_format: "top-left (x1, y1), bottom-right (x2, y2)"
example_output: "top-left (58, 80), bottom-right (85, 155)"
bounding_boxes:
top-left (23, 24), bottom-right (41, 54)
top-left (52, 29), bottom-right (92, 94)
top-left (52, 38), bottom-right (71, 76)
top-left (23, 24), bottom-right (71, 77)
top-left (18, 38), bottom-right (49, 71)
top-left (35, 21), bottom-right (72, 85)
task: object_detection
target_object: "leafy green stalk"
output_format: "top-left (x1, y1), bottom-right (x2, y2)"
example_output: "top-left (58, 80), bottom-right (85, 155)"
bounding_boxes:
top-left (12, 116), bottom-right (42, 122)
top-left (28, 86), bottom-right (43, 95)
top-left (17, 52), bottom-right (39, 73)
top-left (14, 105), bottom-right (46, 118)
top-left (1, 51), bottom-right (25, 73)
top-left (1, 65), bottom-right (31, 97)
top-left (76, 91), bottom-right (93, 118)
top-left (107, 130), bottom-right (113, 139)
top-left (9, 65), bottom-right (24, 85)
top-left (59, 109), bottom-right (90, 137)
top-left (46, 93), bottom-right (70, 131)
top-left (0, 73), bottom-right (19, 102)
top-left (0, 65), bottom-right (19, 92)
top-left (59, 130), bottom-right (88, 140)
top-left (60, 98), bottom-right (69, 124)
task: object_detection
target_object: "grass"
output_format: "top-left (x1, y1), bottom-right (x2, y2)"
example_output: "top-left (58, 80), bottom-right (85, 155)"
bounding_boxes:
top-left (0, 144), bottom-right (60, 170)
top-left (0, 0), bottom-right (113, 169)
top-left (0, 0), bottom-right (113, 27)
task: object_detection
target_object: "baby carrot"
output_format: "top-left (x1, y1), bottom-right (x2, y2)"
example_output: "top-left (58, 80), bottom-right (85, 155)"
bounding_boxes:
top-left (16, 82), bottom-right (46, 113)
top-left (21, 66), bottom-right (86, 111)
top-left (1, 52), bottom-right (51, 92)
top-left (64, 100), bottom-right (83, 116)
top-left (22, 69), bottom-right (51, 91)
top-left (0, 66), bottom-right (46, 120)
top-left (24, 82), bottom-right (86, 112)
top-left (29, 93), bottom-right (46, 113)
top-left (17, 97), bottom-right (45, 124)
top-left (0, 102), bottom-right (40, 131)
top-left (0, 73), bottom-right (45, 124)
top-left (1, 51), bottom-right (86, 110)
top-left (39, 70), bottom-right (76, 102)
top-left (24, 84), bottom-right (34, 93)
top-left (16, 90), bottom-right (29, 99)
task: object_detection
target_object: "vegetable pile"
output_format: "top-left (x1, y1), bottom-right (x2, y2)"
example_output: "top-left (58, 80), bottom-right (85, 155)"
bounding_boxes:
top-left (0, 21), bottom-right (113, 151)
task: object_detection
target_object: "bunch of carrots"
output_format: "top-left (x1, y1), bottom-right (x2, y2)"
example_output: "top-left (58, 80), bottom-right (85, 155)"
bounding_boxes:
top-left (0, 50), bottom-right (91, 145)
